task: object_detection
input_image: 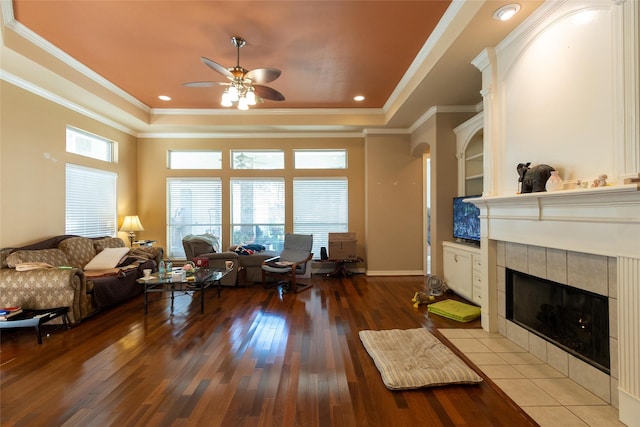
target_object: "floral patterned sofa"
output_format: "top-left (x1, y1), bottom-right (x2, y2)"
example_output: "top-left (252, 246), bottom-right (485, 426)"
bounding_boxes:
top-left (0, 235), bottom-right (163, 324)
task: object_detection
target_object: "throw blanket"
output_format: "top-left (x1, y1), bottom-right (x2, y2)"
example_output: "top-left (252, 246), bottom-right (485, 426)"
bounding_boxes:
top-left (234, 244), bottom-right (265, 255)
top-left (90, 266), bottom-right (143, 309)
top-left (128, 247), bottom-right (158, 263)
top-left (359, 328), bottom-right (483, 390)
top-left (84, 264), bottom-right (137, 279)
top-left (15, 262), bottom-right (55, 271)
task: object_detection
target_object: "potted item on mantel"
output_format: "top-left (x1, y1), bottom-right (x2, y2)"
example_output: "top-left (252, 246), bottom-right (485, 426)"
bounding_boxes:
top-left (545, 170), bottom-right (564, 191)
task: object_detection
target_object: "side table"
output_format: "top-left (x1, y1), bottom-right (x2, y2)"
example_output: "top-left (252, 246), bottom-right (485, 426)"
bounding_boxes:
top-left (133, 240), bottom-right (157, 247)
top-left (0, 307), bottom-right (70, 344)
top-left (320, 257), bottom-right (363, 277)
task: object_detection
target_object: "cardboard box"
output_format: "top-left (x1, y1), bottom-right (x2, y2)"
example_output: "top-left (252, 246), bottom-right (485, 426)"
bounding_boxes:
top-left (329, 232), bottom-right (356, 241)
top-left (328, 233), bottom-right (357, 260)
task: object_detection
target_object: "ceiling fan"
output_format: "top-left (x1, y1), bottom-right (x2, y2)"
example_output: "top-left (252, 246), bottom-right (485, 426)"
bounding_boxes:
top-left (183, 36), bottom-right (285, 109)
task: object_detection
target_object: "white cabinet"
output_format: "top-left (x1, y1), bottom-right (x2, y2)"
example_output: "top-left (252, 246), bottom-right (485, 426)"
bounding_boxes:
top-left (443, 241), bottom-right (481, 305)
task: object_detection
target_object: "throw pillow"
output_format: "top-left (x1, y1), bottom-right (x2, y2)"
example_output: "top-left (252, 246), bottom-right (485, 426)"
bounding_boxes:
top-left (84, 247), bottom-right (131, 270)
top-left (93, 237), bottom-right (125, 253)
top-left (58, 237), bottom-right (96, 269)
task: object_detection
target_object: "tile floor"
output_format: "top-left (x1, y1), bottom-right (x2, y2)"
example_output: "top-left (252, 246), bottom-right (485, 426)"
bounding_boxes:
top-left (439, 328), bottom-right (625, 427)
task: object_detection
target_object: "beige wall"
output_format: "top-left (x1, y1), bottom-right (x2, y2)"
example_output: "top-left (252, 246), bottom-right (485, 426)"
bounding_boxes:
top-left (0, 82), bottom-right (138, 247)
top-left (136, 136), bottom-right (366, 259)
top-left (2, 81), bottom-right (434, 275)
top-left (364, 133), bottom-right (424, 274)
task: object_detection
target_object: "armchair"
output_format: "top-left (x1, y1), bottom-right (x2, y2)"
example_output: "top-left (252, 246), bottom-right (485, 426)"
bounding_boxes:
top-left (182, 234), bottom-right (238, 286)
top-left (261, 233), bottom-right (313, 293)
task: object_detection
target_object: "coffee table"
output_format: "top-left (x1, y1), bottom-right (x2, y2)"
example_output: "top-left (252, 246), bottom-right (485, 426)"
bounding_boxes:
top-left (0, 307), bottom-right (70, 344)
top-left (138, 267), bottom-right (228, 314)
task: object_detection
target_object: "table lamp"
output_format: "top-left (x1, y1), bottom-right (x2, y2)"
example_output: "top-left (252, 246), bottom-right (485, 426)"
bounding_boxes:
top-left (120, 215), bottom-right (144, 246)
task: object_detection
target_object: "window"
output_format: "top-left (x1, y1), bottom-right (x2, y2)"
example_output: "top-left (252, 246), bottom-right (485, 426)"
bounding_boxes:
top-left (66, 126), bottom-right (114, 162)
top-left (167, 178), bottom-right (222, 259)
top-left (294, 149), bottom-right (347, 169)
top-left (231, 178), bottom-right (285, 252)
top-left (66, 164), bottom-right (117, 237)
top-left (231, 151), bottom-right (284, 169)
top-left (293, 178), bottom-right (348, 256)
top-left (169, 151), bottom-right (221, 169)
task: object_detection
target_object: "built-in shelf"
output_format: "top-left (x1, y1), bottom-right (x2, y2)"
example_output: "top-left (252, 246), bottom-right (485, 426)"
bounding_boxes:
top-left (450, 113), bottom-right (485, 307)
top-left (454, 112), bottom-right (484, 197)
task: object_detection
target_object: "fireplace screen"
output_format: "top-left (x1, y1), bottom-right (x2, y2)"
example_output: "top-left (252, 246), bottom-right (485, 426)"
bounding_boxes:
top-left (506, 269), bottom-right (610, 373)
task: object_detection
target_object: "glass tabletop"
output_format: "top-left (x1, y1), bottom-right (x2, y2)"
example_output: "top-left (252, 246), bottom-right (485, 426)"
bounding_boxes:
top-left (138, 267), bottom-right (228, 285)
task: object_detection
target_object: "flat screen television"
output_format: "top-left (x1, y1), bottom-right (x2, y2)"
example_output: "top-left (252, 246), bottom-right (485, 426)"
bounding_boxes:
top-left (453, 195), bottom-right (481, 243)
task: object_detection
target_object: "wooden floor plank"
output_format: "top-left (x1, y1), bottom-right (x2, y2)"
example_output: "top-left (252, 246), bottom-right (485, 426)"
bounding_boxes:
top-left (1, 274), bottom-right (537, 426)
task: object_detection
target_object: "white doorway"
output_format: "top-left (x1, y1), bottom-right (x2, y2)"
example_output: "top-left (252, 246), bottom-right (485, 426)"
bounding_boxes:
top-left (425, 157), bottom-right (431, 275)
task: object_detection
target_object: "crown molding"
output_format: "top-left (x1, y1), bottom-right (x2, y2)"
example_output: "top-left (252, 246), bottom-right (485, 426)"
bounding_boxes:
top-left (137, 131), bottom-right (366, 139)
top-left (1, 70), bottom-right (135, 135)
top-left (408, 105), bottom-right (480, 133)
top-left (152, 107), bottom-right (385, 116)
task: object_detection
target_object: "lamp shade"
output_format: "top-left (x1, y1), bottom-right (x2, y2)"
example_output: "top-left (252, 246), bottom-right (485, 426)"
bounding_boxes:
top-left (120, 215), bottom-right (144, 232)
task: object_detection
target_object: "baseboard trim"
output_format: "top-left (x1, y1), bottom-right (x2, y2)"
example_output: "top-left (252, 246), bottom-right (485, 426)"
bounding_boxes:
top-left (365, 270), bottom-right (424, 276)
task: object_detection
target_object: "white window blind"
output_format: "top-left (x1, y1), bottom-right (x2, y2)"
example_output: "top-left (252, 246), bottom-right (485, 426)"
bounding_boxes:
top-left (293, 178), bottom-right (348, 256)
top-left (66, 164), bottom-right (117, 237)
top-left (231, 178), bottom-right (285, 252)
top-left (167, 178), bottom-right (222, 259)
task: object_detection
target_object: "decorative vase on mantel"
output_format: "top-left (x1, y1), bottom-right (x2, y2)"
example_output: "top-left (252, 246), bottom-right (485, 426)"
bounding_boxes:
top-left (545, 170), bottom-right (564, 191)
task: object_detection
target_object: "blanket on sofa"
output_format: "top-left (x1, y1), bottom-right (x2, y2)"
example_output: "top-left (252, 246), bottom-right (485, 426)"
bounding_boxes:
top-left (84, 265), bottom-right (138, 279)
top-left (234, 244), bottom-right (266, 255)
top-left (90, 264), bottom-right (148, 310)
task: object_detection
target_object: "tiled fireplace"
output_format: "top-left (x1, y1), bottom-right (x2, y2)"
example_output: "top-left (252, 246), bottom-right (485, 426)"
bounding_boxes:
top-left (471, 185), bottom-right (640, 425)
top-left (495, 241), bottom-right (618, 406)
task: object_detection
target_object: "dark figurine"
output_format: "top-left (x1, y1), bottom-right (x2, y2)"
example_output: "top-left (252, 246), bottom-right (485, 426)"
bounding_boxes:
top-left (517, 162), bottom-right (555, 193)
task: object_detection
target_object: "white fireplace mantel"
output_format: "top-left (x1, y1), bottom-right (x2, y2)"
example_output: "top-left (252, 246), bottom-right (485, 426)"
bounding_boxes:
top-left (469, 184), bottom-right (640, 258)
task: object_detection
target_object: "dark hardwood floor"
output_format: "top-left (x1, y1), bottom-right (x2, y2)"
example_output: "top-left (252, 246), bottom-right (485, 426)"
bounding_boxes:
top-left (1, 274), bottom-right (537, 426)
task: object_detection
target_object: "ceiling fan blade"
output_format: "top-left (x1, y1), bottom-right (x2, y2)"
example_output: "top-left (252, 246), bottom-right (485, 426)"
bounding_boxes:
top-left (254, 85), bottom-right (285, 101)
top-left (183, 81), bottom-right (228, 88)
top-left (245, 68), bottom-right (281, 84)
top-left (200, 57), bottom-right (233, 79)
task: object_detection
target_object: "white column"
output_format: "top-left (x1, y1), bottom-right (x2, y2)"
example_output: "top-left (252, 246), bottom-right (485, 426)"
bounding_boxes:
top-left (618, 256), bottom-right (640, 427)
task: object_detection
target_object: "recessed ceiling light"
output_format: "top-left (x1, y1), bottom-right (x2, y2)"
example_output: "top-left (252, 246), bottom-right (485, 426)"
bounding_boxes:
top-left (353, 95), bottom-right (365, 102)
top-left (493, 4), bottom-right (521, 21)
top-left (158, 95), bottom-right (172, 101)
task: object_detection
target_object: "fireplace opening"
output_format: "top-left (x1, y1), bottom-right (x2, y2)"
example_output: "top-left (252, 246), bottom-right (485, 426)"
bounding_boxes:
top-left (506, 269), bottom-right (610, 374)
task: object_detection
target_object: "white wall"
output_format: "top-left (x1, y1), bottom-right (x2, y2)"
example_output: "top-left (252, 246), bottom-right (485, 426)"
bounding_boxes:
top-left (477, 0), bottom-right (638, 197)
top-left (474, 1), bottom-right (639, 425)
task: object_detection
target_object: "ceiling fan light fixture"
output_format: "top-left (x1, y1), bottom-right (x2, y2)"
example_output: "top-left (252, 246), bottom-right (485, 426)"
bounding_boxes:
top-left (493, 3), bottom-right (521, 21)
top-left (221, 90), bottom-right (233, 107)
top-left (237, 96), bottom-right (249, 110)
top-left (246, 89), bottom-right (257, 105)
top-left (228, 85), bottom-right (239, 101)
top-left (186, 36), bottom-right (284, 110)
